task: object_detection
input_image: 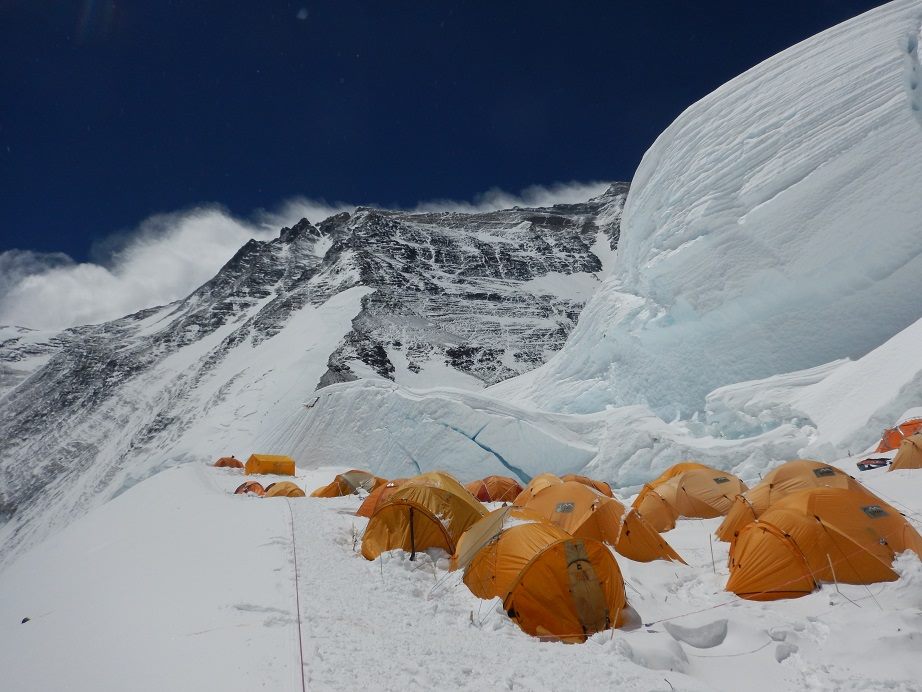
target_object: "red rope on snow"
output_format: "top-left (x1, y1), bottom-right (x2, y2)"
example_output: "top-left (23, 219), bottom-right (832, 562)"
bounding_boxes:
top-left (285, 499), bottom-right (308, 692)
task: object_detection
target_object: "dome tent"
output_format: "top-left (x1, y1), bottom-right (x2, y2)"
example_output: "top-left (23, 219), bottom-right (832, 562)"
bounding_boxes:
top-left (452, 507), bottom-right (627, 643)
top-left (356, 479), bottom-right (407, 518)
top-left (519, 481), bottom-right (684, 563)
top-left (234, 481), bottom-right (266, 496)
top-left (311, 470), bottom-right (386, 498)
top-left (265, 481), bottom-right (306, 498)
top-left (726, 487), bottom-right (922, 600)
top-left (560, 474), bottom-right (614, 497)
top-left (213, 456), bottom-right (244, 469)
top-left (889, 434), bottom-right (922, 471)
top-left (512, 473), bottom-right (563, 505)
top-left (361, 472), bottom-right (486, 561)
top-left (633, 463), bottom-right (747, 532)
top-left (464, 475), bottom-right (523, 503)
top-left (876, 418), bottom-right (922, 453)
top-left (716, 459), bottom-right (864, 542)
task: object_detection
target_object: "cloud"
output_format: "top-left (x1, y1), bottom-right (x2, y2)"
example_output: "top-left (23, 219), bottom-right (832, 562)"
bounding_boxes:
top-left (0, 182), bottom-right (610, 331)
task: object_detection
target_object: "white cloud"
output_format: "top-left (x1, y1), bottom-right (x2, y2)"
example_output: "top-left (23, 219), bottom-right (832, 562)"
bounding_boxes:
top-left (0, 182), bottom-right (611, 331)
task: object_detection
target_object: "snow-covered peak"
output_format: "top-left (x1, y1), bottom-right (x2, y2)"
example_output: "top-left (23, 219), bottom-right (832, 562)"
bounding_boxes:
top-left (509, 0), bottom-right (922, 417)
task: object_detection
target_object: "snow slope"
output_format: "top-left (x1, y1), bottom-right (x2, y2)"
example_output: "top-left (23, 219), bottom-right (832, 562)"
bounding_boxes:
top-left (3, 461), bottom-right (921, 691)
top-left (499, 0), bottom-right (922, 417)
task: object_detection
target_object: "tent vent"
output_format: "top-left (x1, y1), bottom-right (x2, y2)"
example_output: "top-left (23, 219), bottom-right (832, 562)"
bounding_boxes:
top-left (713, 477), bottom-right (730, 484)
top-left (812, 467), bottom-right (836, 477)
top-left (861, 505), bottom-right (888, 518)
top-left (555, 502), bottom-right (575, 513)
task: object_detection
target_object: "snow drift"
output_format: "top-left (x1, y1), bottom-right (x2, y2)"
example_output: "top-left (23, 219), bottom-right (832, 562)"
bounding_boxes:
top-left (501, 0), bottom-right (922, 417)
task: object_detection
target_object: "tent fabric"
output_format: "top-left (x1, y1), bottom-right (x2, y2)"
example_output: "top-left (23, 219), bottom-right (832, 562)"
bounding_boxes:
top-left (716, 460), bottom-right (863, 541)
top-left (214, 456), bottom-right (244, 469)
top-left (876, 418), bottom-right (922, 453)
top-left (518, 481), bottom-right (684, 563)
top-left (451, 506), bottom-right (550, 573)
top-left (460, 520), bottom-right (627, 642)
top-left (726, 487), bottom-right (922, 600)
top-left (245, 454), bottom-right (296, 476)
top-left (264, 481), bottom-right (306, 498)
top-left (234, 481), bottom-right (266, 496)
top-left (311, 470), bottom-right (387, 498)
top-left (560, 474), bottom-right (614, 498)
top-left (890, 434), bottom-right (922, 471)
top-left (356, 479), bottom-right (407, 518)
top-left (633, 464), bottom-right (748, 532)
top-left (513, 473), bottom-right (563, 505)
top-left (465, 475), bottom-right (524, 503)
top-left (361, 472), bottom-right (487, 560)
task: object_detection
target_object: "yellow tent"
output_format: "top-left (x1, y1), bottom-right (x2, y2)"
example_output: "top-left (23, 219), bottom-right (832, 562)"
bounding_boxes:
top-left (356, 479), bottom-right (407, 518)
top-left (265, 481), bottom-right (306, 498)
top-left (726, 487), bottom-right (922, 600)
top-left (560, 474), bottom-right (614, 497)
top-left (458, 515), bottom-right (627, 642)
top-left (633, 463), bottom-right (747, 532)
top-left (519, 481), bottom-right (683, 563)
top-left (716, 459), bottom-right (863, 541)
top-left (311, 469), bottom-right (387, 497)
top-left (512, 473), bottom-right (563, 505)
top-left (890, 434), bottom-right (922, 471)
top-left (245, 454), bottom-right (296, 476)
top-left (361, 471), bottom-right (486, 560)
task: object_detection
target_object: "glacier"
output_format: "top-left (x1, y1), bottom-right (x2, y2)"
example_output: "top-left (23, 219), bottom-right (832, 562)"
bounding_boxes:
top-left (498, 0), bottom-right (922, 417)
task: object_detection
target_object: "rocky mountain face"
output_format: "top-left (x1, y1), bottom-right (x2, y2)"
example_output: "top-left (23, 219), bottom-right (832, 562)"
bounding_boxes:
top-left (0, 184), bottom-right (626, 560)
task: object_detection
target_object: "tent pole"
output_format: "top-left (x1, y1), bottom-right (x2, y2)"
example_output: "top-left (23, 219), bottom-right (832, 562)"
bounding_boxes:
top-left (409, 507), bottom-right (416, 561)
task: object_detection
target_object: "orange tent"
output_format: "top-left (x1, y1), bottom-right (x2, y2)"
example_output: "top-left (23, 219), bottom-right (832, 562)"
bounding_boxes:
top-left (361, 471), bottom-right (486, 560)
top-left (890, 434), bottom-right (922, 471)
top-left (311, 469), bottom-right (387, 497)
top-left (245, 454), bottom-right (296, 476)
top-left (465, 475), bottom-right (523, 502)
top-left (214, 456), bottom-right (244, 469)
top-left (726, 487), bottom-right (922, 600)
top-left (633, 463), bottom-right (747, 532)
top-left (234, 481), bottom-right (266, 496)
top-left (265, 481), bottom-right (306, 498)
top-left (356, 479), bottom-right (407, 518)
top-left (519, 481), bottom-right (683, 563)
top-left (457, 516), bottom-right (627, 642)
top-left (560, 474), bottom-right (613, 497)
top-left (716, 460), bottom-right (863, 542)
top-left (876, 418), bottom-right (922, 453)
top-left (513, 473), bottom-right (563, 505)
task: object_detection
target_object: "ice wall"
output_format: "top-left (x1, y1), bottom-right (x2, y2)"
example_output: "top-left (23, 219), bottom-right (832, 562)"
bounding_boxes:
top-left (504, 0), bottom-right (922, 417)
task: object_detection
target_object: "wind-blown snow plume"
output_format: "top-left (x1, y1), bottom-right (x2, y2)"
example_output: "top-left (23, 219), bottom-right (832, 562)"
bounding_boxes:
top-left (0, 208), bottom-right (280, 330)
top-left (1, 183), bottom-right (608, 331)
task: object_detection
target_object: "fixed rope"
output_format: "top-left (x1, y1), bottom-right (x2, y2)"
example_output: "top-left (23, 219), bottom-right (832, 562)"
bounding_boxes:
top-left (285, 499), bottom-right (308, 692)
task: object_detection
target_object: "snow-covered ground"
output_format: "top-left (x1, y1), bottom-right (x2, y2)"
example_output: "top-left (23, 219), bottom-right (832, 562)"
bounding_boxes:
top-left (2, 461), bottom-right (920, 691)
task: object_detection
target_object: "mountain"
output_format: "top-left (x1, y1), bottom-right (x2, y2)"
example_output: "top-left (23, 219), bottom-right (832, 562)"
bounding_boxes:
top-left (285, 0), bottom-right (922, 489)
top-left (0, 184), bottom-right (626, 561)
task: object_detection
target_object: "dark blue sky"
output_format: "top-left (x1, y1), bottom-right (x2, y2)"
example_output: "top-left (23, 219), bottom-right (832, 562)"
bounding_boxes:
top-left (1, 0), bottom-right (883, 262)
